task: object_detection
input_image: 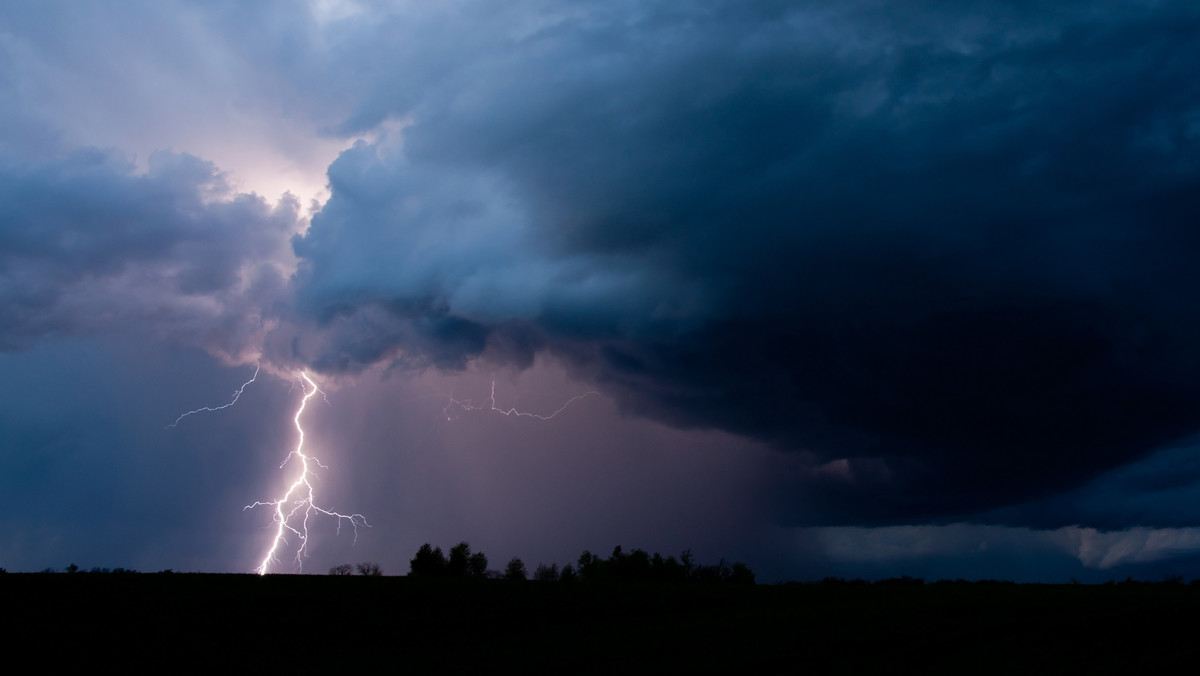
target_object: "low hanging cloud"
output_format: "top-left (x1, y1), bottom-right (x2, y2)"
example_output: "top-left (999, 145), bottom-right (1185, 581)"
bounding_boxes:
top-left (813, 523), bottom-right (1200, 572)
top-left (286, 1), bottom-right (1200, 525)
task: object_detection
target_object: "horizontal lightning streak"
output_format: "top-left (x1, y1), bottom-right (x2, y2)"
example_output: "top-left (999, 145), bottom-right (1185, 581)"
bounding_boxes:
top-left (444, 379), bottom-right (598, 421)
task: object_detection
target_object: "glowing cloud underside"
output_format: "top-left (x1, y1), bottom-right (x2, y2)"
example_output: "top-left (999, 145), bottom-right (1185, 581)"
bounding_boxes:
top-left (245, 372), bottom-right (368, 575)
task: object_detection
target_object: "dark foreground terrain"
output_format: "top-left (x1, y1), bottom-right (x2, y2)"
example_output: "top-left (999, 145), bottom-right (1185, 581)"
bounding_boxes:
top-left (6, 574), bottom-right (1198, 672)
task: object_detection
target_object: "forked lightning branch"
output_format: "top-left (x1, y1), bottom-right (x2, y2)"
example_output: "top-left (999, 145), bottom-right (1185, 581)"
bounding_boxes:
top-left (169, 367), bottom-right (367, 574)
top-left (243, 372), bottom-right (368, 575)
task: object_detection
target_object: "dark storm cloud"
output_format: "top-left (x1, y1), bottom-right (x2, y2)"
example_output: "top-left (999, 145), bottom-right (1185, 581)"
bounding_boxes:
top-left (0, 148), bottom-right (300, 358)
top-left (290, 1), bottom-right (1200, 525)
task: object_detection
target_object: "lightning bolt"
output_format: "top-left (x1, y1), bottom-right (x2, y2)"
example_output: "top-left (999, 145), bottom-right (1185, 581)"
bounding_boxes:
top-left (244, 371), bottom-right (368, 575)
top-left (166, 363), bottom-right (260, 428)
top-left (444, 379), bottom-right (598, 421)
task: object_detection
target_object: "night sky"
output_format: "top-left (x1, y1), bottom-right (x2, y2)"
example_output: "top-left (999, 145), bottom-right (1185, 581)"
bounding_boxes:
top-left (3, 0), bottom-right (1200, 582)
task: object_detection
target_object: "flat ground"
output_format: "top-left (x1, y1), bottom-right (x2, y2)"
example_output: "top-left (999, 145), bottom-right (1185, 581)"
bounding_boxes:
top-left (6, 575), bottom-right (1197, 671)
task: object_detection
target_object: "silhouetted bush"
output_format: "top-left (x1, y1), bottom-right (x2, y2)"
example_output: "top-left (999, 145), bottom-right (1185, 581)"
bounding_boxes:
top-left (329, 563), bottom-right (354, 576)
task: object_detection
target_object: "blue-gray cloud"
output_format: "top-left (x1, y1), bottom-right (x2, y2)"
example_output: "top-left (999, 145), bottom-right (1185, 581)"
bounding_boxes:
top-left (0, 148), bottom-right (300, 358)
top-left (289, 1), bottom-right (1200, 525)
top-left (4, 0), bottom-right (1200, 538)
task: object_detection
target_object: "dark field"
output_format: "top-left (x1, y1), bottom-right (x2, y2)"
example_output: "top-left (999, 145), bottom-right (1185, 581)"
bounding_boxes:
top-left (7, 574), bottom-right (1198, 672)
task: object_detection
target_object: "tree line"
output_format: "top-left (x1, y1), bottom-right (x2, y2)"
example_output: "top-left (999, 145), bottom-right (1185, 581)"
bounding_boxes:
top-left (394, 542), bottom-right (755, 585)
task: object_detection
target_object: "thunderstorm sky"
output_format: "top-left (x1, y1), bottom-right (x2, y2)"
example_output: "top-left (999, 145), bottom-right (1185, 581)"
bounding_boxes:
top-left (3, 0), bottom-right (1200, 581)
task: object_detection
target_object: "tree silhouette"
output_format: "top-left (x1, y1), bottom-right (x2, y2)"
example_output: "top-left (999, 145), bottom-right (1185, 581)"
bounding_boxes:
top-left (651, 553), bottom-right (687, 583)
top-left (448, 542), bottom-right (473, 577)
top-left (577, 550), bottom-right (600, 582)
top-left (504, 557), bottom-right (527, 581)
top-left (534, 562), bottom-right (559, 581)
top-left (410, 543), bottom-right (448, 577)
top-left (695, 558), bottom-right (732, 584)
top-left (402, 542), bottom-right (753, 585)
top-left (730, 562), bottom-right (755, 585)
top-left (680, 549), bottom-right (696, 579)
top-left (610, 547), bottom-right (651, 582)
top-left (356, 561), bottom-right (383, 576)
top-left (468, 551), bottom-right (488, 579)
top-left (329, 563), bottom-right (354, 576)
top-left (571, 546), bottom-right (753, 585)
top-left (408, 542), bottom-right (491, 578)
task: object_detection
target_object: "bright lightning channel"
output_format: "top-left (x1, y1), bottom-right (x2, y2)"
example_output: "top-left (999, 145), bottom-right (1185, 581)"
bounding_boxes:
top-left (245, 371), bottom-right (368, 575)
top-left (444, 379), bottom-right (598, 421)
top-left (167, 364), bottom-right (260, 428)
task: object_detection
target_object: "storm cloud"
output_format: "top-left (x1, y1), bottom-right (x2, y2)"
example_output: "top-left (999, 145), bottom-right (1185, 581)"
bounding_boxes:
top-left (286, 1), bottom-right (1200, 524)
top-left (0, 148), bottom-right (300, 360)
top-left (4, 1), bottom-right (1200, 578)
